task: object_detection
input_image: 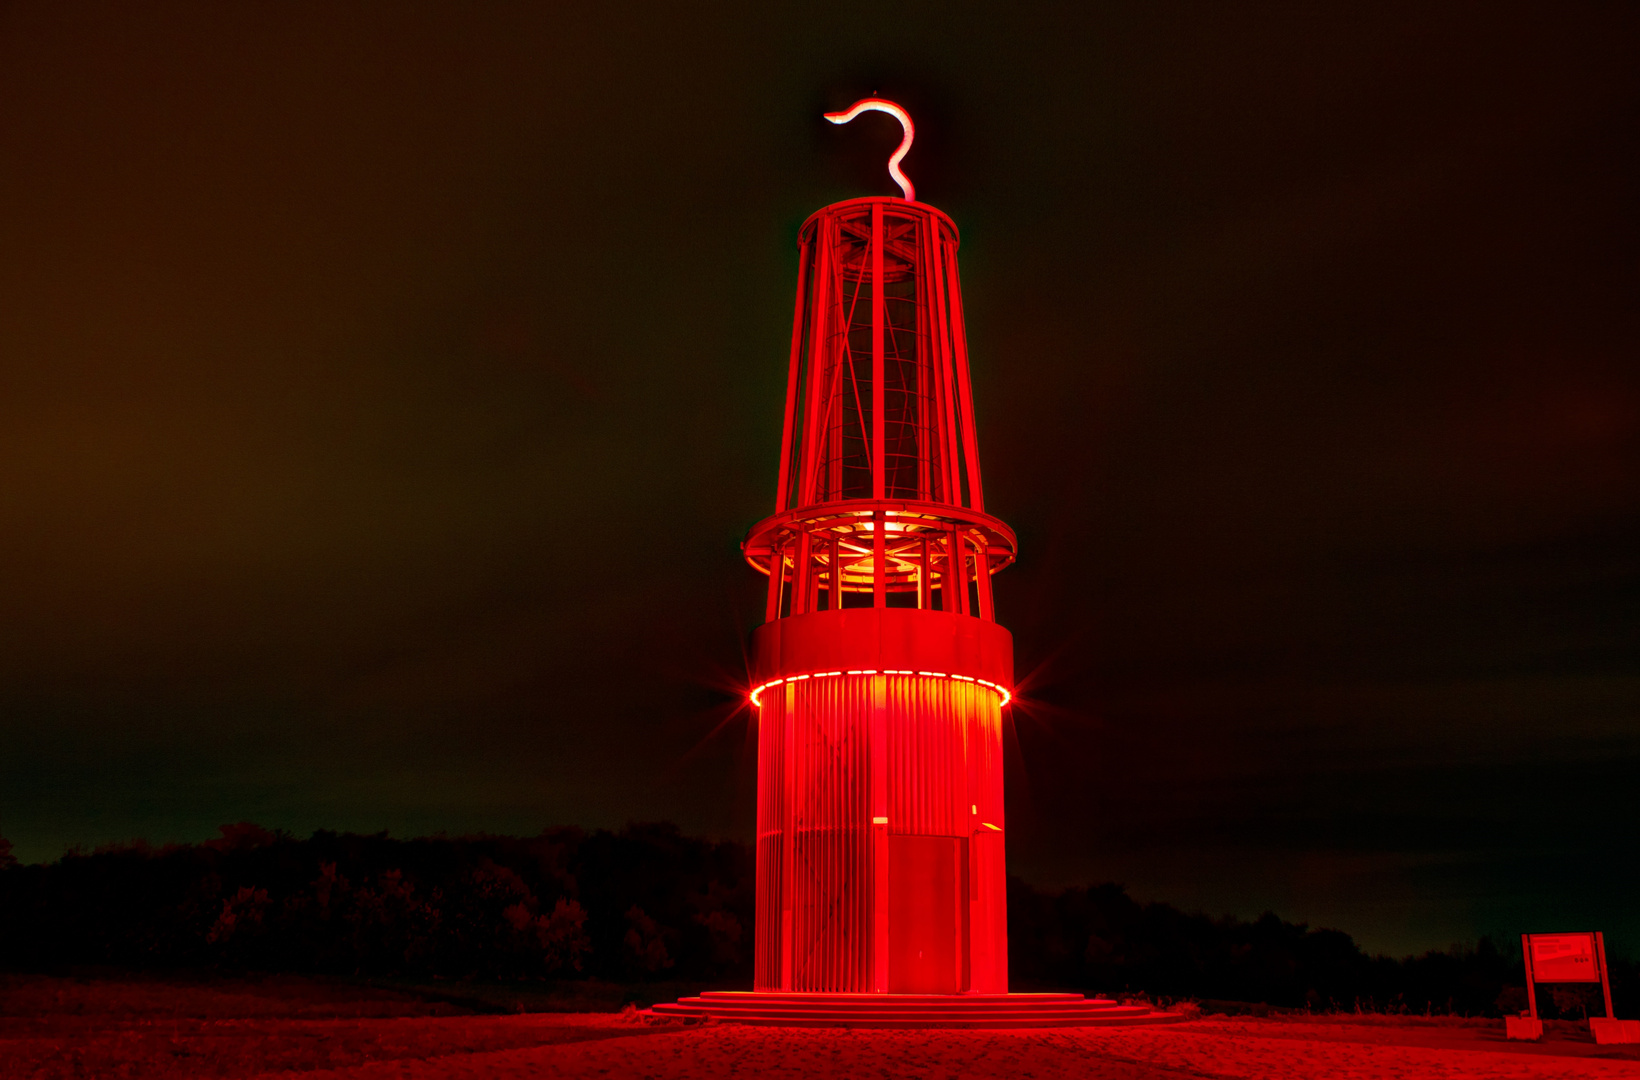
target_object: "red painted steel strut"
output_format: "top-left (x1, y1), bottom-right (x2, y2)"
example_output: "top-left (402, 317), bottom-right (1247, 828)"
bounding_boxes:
top-left (743, 102), bottom-right (1017, 997)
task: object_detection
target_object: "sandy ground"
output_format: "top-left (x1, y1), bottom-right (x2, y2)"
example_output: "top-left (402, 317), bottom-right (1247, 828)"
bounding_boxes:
top-left (4, 975), bottom-right (1638, 1080)
top-left (0, 975), bottom-right (657, 1079)
top-left (264, 1020), bottom-right (1640, 1080)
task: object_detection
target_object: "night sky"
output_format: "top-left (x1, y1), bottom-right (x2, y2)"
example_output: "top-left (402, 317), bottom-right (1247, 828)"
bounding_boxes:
top-left (2, 4), bottom-right (1637, 957)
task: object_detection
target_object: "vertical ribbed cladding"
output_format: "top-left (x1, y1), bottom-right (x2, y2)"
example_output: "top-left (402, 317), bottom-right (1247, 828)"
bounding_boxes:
top-left (753, 671), bottom-right (1007, 993)
top-left (886, 675), bottom-right (966, 837)
top-left (788, 673), bottom-right (871, 992)
top-left (753, 684), bottom-right (785, 991)
top-left (967, 684), bottom-right (1008, 992)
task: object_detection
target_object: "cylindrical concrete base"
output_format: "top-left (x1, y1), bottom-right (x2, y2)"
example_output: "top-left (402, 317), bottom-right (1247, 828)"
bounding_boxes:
top-left (751, 608), bottom-right (1012, 995)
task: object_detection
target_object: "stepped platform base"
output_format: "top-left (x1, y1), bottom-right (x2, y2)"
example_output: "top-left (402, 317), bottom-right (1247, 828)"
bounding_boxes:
top-left (652, 991), bottom-right (1184, 1029)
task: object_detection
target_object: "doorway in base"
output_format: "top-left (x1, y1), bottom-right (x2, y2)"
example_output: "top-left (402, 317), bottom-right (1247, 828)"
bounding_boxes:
top-left (887, 834), bottom-right (968, 993)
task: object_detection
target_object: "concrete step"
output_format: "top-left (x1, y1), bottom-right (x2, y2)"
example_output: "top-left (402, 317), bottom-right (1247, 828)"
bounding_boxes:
top-left (650, 991), bottom-right (1183, 1029)
top-left (663, 1000), bottom-right (1152, 1014)
top-left (693, 991), bottom-right (1099, 1004)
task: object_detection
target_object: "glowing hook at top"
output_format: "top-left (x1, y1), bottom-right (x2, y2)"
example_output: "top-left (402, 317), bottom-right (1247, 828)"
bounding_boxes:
top-left (824, 98), bottom-right (915, 202)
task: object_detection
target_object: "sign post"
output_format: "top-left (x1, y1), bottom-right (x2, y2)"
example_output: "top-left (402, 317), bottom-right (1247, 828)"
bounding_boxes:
top-left (1511, 932), bottom-right (1638, 1044)
top-left (1596, 931), bottom-right (1616, 1021)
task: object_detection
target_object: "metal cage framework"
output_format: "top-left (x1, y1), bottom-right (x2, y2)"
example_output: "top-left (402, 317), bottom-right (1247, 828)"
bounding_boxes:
top-left (744, 192), bottom-right (1017, 996)
top-left (744, 197), bottom-right (1017, 618)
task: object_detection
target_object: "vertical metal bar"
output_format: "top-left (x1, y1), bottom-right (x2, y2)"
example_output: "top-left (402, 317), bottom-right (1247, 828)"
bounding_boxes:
top-left (753, 702), bottom-right (767, 988)
top-left (830, 532), bottom-right (843, 610)
top-left (1597, 932), bottom-right (1615, 1019)
top-left (824, 306), bottom-right (848, 501)
top-left (945, 240), bottom-right (985, 511)
top-left (1522, 934), bottom-right (1538, 1020)
top-left (975, 537), bottom-right (995, 621)
top-left (918, 536), bottom-right (931, 610)
top-left (819, 679), bottom-right (829, 988)
top-left (765, 538), bottom-right (785, 622)
top-left (819, 531), bottom-right (830, 610)
top-left (956, 835), bottom-right (969, 991)
top-left (952, 526), bottom-right (970, 615)
top-left (966, 688), bottom-right (981, 989)
top-left (865, 676), bottom-right (873, 990)
top-left (870, 673), bottom-right (888, 993)
top-left (775, 236), bottom-right (811, 512)
top-left (791, 529), bottom-right (812, 617)
top-left (797, 218), bottom-right (834, 505)
top-left (936, 531), bottom-right (951, 612)
top-left (873, 510), bottom-right (886, 608)
top-left (872, 202), bottom-right (886, 502)
top-left (930, 225), bottom-right (962, 504)
top-left (914, 210), bottom-right (932, 500)
top-left (781, 682), bottom-right (796, 991)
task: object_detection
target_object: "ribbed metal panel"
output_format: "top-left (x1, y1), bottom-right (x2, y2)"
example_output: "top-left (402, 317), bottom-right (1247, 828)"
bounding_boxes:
top-left (788, 672), bottom-right (871, 992)
top-left (966, 685), bottom-right (1007, 992)
top-left (887, 675), bottom-right (965, 837)
top-left (754, 684), bottom-right (786, 991)
top-left (753, 673), bottom-right (1006, 993)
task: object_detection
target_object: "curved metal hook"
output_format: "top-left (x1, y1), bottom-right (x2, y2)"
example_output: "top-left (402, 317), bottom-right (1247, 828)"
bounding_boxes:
top-left (823, 98), bottom-right (915, 202)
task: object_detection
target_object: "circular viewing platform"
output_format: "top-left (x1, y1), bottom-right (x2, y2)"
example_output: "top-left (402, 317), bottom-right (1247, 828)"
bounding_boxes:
top-left (651, 991), bottom-right (1183, 1029)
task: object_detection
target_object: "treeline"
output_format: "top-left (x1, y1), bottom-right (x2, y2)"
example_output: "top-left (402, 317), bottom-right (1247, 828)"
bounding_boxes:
top-left (0, 823), bottom-right (751, 982)
top-left (0, 825), bottom-right (1625, 1017)
top-left (1008, 880), bottom-right (1631, 1018)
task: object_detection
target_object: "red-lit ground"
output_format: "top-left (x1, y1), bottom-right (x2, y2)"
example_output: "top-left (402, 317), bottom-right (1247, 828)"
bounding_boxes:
top-left (5, 975), bottom-right (1638, 1079)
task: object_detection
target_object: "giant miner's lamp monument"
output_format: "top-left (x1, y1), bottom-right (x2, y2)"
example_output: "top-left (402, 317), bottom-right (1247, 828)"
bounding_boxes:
top-left (658, 100), bottom-right (1175, 1026)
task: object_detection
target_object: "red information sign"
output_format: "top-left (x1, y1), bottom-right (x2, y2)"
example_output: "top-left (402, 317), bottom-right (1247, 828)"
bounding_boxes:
top-left (1513, 931), bottom-right (1617, 1039)
top-left (1515, 930), bottom-right (1633, 1042)
top-left (1530, 933), bottom-right (1600, 984)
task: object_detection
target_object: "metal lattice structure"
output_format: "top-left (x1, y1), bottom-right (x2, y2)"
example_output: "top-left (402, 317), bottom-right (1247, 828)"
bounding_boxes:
top-left (741, 102), bottom-right (1017, 997)
top-left (746, 197), bottom-right (1016, 615)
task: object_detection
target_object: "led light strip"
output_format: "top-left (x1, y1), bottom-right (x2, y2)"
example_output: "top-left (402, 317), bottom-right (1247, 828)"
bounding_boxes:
top-left (750, 669), bottom-right (1011, 709)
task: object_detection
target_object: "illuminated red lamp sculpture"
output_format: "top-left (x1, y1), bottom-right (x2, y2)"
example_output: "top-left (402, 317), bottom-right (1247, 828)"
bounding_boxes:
top-left (658, 100), bottom-right (1175, 1027)
top-left (744, 104), bottom-right (1014, 998)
